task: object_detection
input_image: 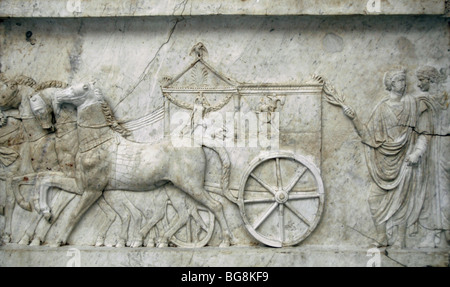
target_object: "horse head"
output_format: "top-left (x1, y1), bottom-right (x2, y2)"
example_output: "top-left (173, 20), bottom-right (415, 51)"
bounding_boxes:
top-left (0, 76), bottom-right (22, 110)
top-left (53, 81), bottom-right (98, 114)
top-left (29, 92), bottom-right (54, 131)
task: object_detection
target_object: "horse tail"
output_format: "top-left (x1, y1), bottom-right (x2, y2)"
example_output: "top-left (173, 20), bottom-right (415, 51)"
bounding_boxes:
top-left (201, 141), bottom-right (237, 204)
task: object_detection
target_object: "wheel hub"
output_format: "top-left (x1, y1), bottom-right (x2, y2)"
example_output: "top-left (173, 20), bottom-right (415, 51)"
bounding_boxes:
top-left (275, 190), bottom-right (288, 204)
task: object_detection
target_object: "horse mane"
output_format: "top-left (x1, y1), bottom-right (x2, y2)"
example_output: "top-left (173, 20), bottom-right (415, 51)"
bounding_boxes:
top-left (0, 74), bottom-right (37, 89)
top-left (35, 80), bottom-right (68, 91)
top-left (0, 73), bottom-right (67, 92)
top-left (94, 87), bottom-right (131, 138)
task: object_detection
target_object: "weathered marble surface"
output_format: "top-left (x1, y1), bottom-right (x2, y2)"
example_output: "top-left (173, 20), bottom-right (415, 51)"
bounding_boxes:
top-left (0, 0), bottom-right (446, 17)
top-left (0, 1), bottom-right (449, 267)
top-left (0, 245), bottom-right (448, 267)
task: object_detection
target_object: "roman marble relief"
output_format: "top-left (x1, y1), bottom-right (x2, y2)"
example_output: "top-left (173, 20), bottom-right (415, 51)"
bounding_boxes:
top-left (0, 44), bottom-right (326, 248)
top-left (0, 43), bottom-right (448, 250)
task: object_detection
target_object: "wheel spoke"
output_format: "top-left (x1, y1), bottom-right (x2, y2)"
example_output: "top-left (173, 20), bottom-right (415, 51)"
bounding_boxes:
top-left (253, 202), bottom-right (279, 230)
top-left (279, 204), bottom-right (285, 242)
top-left (290, 186), bottom-right (318, 193)
top-left (250, 173), bottom-right (277, 195)
top-left (288, 192), bottom-right (320, 200)
top-left (284, 166), bottom-right (308, 194)
top-left (244, 197), bottom-right (276, 204)
top-left (275, 158), bottom-right (283, 190)
top-left (285, 202), bottom-right (311, 227)
top-left (186, 217), bottom-right (192, 242)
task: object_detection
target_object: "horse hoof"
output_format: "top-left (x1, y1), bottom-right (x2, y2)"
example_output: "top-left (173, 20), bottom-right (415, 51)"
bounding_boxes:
top-left (219, 239), bottom-right (231, 248)
top-left (44, 212), bottom-right (53, 223)
top-left (48, 241), bottom-right (63, 247)
top-left (115, 240), bottom-right (126, 248)
top-left (95, 237), bottom-right (105, 247)
top-left (29, 238), bottom-right (42, 246)
top-left (95, 241), bottom-right (104, 247)
top-left (18, 235), bottom-right (30, 245)
top-left (2, 234), bottom-right (11, 244)
top-left (157, 242), bottom-right (168, 248)
top-left (131, 240), bottom-right (143, 248)
top-left (145, 240), bottom-right (155, 248)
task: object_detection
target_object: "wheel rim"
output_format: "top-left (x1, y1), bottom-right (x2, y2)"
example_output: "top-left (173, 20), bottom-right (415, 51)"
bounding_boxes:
top-left (166, 203), bottom-right (215, 248)
top-left (238, 151), bottom-right (324, 247)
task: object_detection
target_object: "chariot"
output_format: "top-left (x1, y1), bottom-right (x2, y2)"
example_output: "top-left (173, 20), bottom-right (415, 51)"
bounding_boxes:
top-left (158, 43), bottom-right (325, 248)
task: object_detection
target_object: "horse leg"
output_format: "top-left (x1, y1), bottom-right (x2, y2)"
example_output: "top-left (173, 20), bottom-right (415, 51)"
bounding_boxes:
top-left (35, 172), bottom-right (80, 223)
top-left (157, 213), bottom-right (187, 248)
top-left (30, 192), bottom-right (76, 246)
top-left (157, 191), bottom-right (194, 248)
top-left (122, 194), bottom-right (144, 248)
top-left (18, 213), bottom-right (42, 245)
top-left (95, 196), bottom-right (117, 247)
top-left (139, 203), bottom-right (166, 246)
top-left (53, 190), bottom-right (102, 247)
top-left (139, 190), bottom-right (169, 247)
top-left (178, 184), bottom-right (233, 247)
top-left (2, 177), bottom-right (15, 243)
top-left (103, 192), bottom-right (131, 248)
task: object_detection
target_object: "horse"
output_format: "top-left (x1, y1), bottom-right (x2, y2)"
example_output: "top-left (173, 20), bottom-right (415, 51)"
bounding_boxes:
top-left (29, 87), bottom-right (147, 248)
top-left (0, 74), bottom-right (46, 244)
top-left (0, 76), bottom-right (84, 245)
top-left (37, 82), bottom-right (233, 247)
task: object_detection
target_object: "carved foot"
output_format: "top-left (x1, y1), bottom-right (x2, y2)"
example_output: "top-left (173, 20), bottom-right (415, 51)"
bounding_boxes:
top-left (43, 210), bottom-right (53, 223)
top-left (219, 239), bottom-right (231, 248)
top-left (145, 239), bottom-right (155, 248)
top-left (373, 233), bottom-right (388, 248)
top-left (95, 237), bottom-right (105, 247)
top-left (130, 238), bottom-right (143, 248)
top-left (48, 240), bottom-right (64, 247)
top-left (2, 234), bottom-right (11, 244)
top-left (115, 239), bottom-right (126, 248)
top-left (29, 237), bottom-right (42, 246)
top-left (157, 238), bottom-right (169, 248)
top-left (391, 237), bottom-right (406, 249)
top-left (418, 232), bottom-right (436, 249)
top-left (18, 234), bottom-right (31, 245)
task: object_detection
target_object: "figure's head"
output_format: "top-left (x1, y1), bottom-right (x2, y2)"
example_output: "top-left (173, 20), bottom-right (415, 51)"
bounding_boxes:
top-left (384, 68), bottom-right (407, 96)
top-left (416, 66), bottom-right (441, 92)
top-left (30, 92), bottom-right (54, 130)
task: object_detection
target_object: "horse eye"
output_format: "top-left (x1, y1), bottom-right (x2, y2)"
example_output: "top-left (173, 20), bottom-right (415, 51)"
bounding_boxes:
top-left (83, 85), bottom-right (88, 90)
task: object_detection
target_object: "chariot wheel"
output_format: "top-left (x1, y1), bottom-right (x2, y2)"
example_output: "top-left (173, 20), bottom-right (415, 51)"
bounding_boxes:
top-left (165, 201), bottom-right (215, 248)
top-left (238, 151), bottom-right (324, 247)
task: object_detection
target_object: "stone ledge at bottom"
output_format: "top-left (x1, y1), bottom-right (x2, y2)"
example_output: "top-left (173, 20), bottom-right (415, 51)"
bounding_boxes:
top-left (0, 244), bottom-right (448, 267)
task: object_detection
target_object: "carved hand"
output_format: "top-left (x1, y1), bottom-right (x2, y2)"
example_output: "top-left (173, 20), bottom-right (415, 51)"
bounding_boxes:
top-left (406, 152), bottom-right (420, 166)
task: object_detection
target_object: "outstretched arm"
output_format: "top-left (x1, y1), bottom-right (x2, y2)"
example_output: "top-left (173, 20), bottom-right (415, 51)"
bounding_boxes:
top-left (343, 105), bottom-right (369, 141)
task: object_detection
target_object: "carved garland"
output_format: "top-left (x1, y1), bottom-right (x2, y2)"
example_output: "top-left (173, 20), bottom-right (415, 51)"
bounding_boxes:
top-left (163, 91), bottom-right (234, 112)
